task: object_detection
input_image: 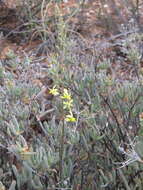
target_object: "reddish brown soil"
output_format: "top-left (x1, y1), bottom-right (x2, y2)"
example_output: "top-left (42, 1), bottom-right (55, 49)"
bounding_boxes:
top-left (0, 0), bottom-right (143, 62)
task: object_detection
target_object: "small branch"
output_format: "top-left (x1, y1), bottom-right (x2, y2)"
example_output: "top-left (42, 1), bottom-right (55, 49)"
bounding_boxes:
top-left (126, 92), bottom-right (142, 127)
top-left (118, 169), bottom-right (131, 190)
top-left (99, 92), bottom-right (124, 139)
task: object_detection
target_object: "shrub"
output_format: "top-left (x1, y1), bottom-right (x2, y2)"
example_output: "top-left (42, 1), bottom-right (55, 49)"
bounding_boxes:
top-left (1, 0), bottom-right (143, 190)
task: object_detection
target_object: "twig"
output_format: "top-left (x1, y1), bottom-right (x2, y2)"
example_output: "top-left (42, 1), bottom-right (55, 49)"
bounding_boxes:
top-left (98, 92), bottom-right (124, 139)
top-left (126, 92), bottom-right (142, 127)
top-left (118, 169), bottom-right (131, 190)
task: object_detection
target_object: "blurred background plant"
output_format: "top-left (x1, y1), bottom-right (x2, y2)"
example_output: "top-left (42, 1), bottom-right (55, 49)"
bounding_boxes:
top-left (1, 0), bottom-right (143, 190)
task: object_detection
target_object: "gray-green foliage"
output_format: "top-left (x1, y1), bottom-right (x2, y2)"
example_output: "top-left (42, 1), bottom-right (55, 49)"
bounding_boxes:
top-left (1, 1), bottom-right (143, 190)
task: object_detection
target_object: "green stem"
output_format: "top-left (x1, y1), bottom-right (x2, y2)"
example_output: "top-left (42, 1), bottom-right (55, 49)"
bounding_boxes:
top-left (119, 169), bottom-right (131, 190)
top-left (59, 120), bottom-right (65, 183)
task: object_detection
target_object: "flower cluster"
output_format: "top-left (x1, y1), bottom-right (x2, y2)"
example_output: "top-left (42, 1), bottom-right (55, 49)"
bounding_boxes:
top-left (49, 87), bottom-right (76, 122)
top-left (49, 85), bottom-right (59, 96)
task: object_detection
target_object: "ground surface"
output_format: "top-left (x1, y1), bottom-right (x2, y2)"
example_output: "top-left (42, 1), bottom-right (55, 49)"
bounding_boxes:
top-left (0, 0), bottom-right (143, 78)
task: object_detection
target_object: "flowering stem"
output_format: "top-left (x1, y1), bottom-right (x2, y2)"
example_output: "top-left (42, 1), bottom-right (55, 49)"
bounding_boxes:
top-left (59, 120), bottom-right (65, 183)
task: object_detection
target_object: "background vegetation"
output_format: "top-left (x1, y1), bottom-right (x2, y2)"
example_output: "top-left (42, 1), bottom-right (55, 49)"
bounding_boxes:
top-left (0, 0), bottom-right (143, 189)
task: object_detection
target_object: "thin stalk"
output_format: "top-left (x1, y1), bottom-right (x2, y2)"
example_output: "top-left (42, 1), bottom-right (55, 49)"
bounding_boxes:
top-left (59, 120), bottom-right (65, 183)
top-left (118, 169), bottom-right (131, 190)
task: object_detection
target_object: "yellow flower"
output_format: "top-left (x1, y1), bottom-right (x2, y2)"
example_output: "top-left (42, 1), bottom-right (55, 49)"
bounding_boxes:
top-left (5, 80), bottom-right (15, 88)
top-left (22, 95), bottom-right (30, 104)
top-left (61, 89), bottom-right (71, 100)
top-left (63, 99), bottom-right (73, 109)
top-left (49, 86), bottom-right (59, 96)
top-left (65, 112), bottom-right (76, 122)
